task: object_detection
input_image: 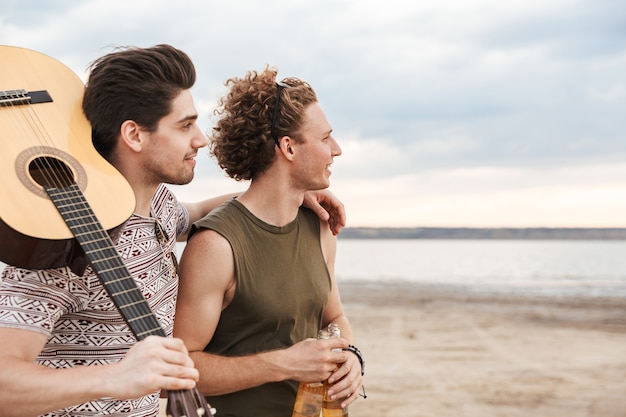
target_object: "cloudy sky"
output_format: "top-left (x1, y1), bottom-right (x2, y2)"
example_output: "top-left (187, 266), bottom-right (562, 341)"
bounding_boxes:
top-left (2, 0), bottom-right (625, 227)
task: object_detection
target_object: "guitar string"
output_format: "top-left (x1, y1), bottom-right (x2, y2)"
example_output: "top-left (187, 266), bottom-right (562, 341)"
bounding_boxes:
top-left (63, 186), bottom-right (164, 338)
top-left (8, 84), bottom-right (209, 415)
top-left (8, 92), bottom-right (199, 409)
top-left (8, 91), bottom-right (163, 339)
top-left (4, 93), bottom-right (153, 332)
top-left (0, 80), bottom-right (164, 341)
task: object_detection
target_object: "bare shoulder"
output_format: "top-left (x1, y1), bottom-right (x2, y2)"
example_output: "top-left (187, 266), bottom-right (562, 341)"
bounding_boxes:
top-left (182, 228), bottom-right (231, 260)
top-left (178, 228), bottom-right (235, 293)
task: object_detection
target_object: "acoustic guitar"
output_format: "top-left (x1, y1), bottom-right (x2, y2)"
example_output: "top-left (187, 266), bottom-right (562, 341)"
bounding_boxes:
top-left (0, 45), bottom-right (215, 417)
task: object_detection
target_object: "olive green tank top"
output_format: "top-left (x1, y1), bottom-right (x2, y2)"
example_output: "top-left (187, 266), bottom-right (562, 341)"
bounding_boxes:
top-left (189, 198), bottom-right (332, 417)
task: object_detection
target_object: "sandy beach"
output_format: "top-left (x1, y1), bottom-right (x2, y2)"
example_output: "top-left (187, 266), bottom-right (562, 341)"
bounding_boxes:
top-left (160, 281), bottom-right (626, 417)
top-left (340, 281), bottom-right (626, 417)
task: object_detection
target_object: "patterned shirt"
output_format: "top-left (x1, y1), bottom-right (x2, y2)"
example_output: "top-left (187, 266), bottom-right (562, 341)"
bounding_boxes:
top-left (0, 184), bottom-right (188, 417)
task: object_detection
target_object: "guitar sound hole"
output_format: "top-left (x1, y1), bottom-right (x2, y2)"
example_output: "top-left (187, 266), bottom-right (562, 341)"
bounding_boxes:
top-left (29, 156), bottom-right (75, 188)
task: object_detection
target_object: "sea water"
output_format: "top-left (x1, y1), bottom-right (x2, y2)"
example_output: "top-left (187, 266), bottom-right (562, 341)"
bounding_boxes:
top-left (333, 239), bottom-right (626, 298)
top-left (3, 239), bottom-right (625, 299)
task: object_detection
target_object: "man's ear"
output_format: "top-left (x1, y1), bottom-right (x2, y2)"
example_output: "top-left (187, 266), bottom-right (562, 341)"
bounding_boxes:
top-left (278, 135), bottom-right (296, 159)
top-left (119, 120), bottom-right (143, 152)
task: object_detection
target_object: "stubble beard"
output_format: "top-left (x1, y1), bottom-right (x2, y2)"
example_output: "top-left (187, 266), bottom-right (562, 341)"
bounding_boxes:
top-left (150, 161), bottom-right (195, 186)
top-left (168, 169), bottom-right (195, 186)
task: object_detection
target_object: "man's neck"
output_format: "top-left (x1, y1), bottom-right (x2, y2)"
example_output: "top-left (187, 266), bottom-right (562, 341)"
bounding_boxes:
top-left (126, 180), bottom-right (159, 217)
top-left (237, 180), bottom-right (304, 227)
top-left (113, 161), bottom-right (159, 217)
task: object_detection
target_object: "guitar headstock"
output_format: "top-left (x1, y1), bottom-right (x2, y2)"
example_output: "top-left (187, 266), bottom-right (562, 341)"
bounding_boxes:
top-left (166, 388), bottom-right (216, 417)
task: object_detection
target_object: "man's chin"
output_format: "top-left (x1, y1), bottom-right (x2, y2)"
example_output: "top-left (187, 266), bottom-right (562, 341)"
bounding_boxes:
top-left (169, 173), bottom-right (194, 186)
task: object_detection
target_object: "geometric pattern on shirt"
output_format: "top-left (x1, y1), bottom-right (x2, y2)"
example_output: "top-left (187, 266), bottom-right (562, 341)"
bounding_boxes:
top-left (0, 184), bottom-right (188, 417)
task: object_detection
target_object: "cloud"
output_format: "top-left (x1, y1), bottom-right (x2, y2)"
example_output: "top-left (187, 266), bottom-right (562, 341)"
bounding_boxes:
top-left (2, 0), bottom-right (626, 226)
top-left (332, 162), bottom-right (626, 227)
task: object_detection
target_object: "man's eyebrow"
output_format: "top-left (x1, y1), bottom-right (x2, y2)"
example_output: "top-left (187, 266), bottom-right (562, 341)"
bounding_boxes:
top-left (177, 114), bottom-right (199, 123)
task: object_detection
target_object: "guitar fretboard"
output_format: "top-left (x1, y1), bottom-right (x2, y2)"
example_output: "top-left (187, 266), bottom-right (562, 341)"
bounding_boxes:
top-left (46, 184), bottom-right (165, 340)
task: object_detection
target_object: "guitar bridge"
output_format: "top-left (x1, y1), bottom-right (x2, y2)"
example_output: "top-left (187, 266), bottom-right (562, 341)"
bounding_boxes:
top-left (0, 89), bottom-right (53, 106)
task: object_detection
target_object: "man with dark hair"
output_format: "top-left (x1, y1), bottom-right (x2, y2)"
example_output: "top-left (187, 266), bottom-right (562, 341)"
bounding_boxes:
top-left (0, 46), bottom-right (345, 417)
top-left (173, 67), bottom-right (363, 417)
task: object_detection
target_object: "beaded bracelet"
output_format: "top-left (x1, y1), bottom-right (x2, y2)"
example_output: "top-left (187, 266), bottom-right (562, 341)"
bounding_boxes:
top-left (343, 344), bottom-right (365, 376)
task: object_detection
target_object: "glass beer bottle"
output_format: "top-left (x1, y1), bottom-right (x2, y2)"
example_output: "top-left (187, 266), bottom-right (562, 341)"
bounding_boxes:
top-left (322, 324), bottom-right (348, 417)
top-left (291, 329), bottom-right (330, 417)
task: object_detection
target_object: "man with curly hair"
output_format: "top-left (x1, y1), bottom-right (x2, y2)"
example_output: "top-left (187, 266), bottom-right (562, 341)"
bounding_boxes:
top-left (173, 67), bottom-right (363, 417)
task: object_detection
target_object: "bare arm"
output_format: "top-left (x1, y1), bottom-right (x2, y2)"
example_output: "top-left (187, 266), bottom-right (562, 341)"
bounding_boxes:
top-left (320, 219), bottom-right (352, 341)
top-left (173, 229), bottom-right (348, 395)
top-left (319, 220), bottom-right (364, 407)
top-left (0, 329), bottom-right (198, 417)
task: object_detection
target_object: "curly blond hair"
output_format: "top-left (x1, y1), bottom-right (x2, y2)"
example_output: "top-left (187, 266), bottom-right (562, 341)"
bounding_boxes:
top-left (210, 66), bottom-right (317, 181)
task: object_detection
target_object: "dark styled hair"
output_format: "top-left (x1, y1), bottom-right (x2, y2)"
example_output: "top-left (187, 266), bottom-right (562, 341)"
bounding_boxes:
top-left (82, 44), bottom-right (196, 160)
top-left (210, 66), bottom-right (317, 181)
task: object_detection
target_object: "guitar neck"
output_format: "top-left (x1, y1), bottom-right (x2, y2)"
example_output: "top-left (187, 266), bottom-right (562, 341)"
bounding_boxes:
top-left (48, 183), bottom-right (217, 417)
top-left (45, 183), bottom-right (165, 340)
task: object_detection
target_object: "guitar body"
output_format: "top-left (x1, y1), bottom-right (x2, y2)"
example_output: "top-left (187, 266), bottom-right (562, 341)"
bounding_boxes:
top-left (0, 45), bottom-right (135, 270)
